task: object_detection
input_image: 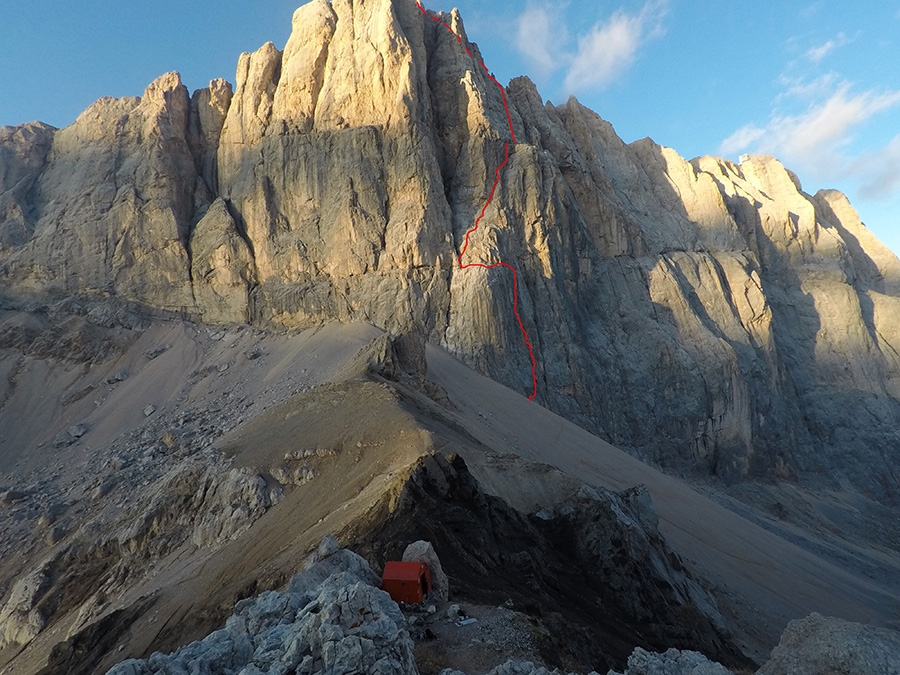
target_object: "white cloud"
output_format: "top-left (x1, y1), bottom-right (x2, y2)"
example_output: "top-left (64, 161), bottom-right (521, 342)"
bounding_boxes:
top-left (513, 1), bottom-right (668, 95)
top-left (775, 85), bottom-right (900, 163)
top-left (802, 3), bottom-right (823, 19)
top-left (778, 73), bottom-right (839, 100)
top-left (720, 125), bottom-right (766, 156)
top-left (563, 1), bottom-right (668, 93)
top-left (719, 81), bottom-right (900, 194)
top-left (854, 135), bottom-right (900, 199)
top-left (805, 33), bottom-right (849, 63)
top-left (514, 3), bottom-right (564, 77)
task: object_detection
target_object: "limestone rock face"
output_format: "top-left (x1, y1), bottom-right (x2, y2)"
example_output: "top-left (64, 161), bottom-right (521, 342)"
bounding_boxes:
top-left (189, 197), bottom-right (255, 324)
top-left (189, 77), bottom-right (233, 191)
top-left (271, 0), bottom-right (337, 131)
top-left (0, 121), bottom-right (56, 250)
top-left (2, 0), bottom-right (900, 501)
top-left (214, 0), bottom-right (452, 336)
top-left (0, 122), bottom-right (55, 191)
top-left (0, 72), bottom-right (198, 309)
top-left (217, 40), bottom-right (283, 184)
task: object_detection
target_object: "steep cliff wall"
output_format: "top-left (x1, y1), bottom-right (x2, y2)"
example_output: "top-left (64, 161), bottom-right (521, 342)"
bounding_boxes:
top-left (1, 0), bottom-right (899, 500)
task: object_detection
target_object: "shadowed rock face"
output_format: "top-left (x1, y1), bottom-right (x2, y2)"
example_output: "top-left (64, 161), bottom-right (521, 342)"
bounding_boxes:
top-left (354, 454), bottom-right (750, 673)
top-left (2, 0), bottom-right (900, 501)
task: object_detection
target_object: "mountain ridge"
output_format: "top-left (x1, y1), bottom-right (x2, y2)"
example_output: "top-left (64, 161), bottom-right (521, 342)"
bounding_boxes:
top-left (2, 0), bottom-right (899, 501)
top-left (2, 3), bottom-right (900, 671)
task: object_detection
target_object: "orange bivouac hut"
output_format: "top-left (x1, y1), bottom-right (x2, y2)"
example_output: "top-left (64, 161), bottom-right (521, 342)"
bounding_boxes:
top-left (382, 561), bottom-right (432, 604)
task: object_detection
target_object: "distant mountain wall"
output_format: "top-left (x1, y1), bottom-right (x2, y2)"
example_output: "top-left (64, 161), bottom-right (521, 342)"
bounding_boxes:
top-left (2, 0), bottom-right (899, 501)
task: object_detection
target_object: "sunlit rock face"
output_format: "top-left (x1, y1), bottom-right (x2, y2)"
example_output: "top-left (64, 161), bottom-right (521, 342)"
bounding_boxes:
top-left (2, 0), bottom-right (900, 500)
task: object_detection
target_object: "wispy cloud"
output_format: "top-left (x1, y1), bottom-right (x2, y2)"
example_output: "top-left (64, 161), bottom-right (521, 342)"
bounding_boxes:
top-left (513, 0), bottom-right (668, 95)
top-left (801, 3), bottom-right (823, 19)
top-left (719, 126), bottom-right (766, 156)
top-left (720, 80), bottom-right (900, 193)
top-left (564, 2), bottom-right (668, 92)
top-left (853, 135), bottom-right (900, 199)
top-left (806, 32), bottom-right (849, 62)
top-left (514, 3), bottom-right (564, 78)
top-left (778, 73), bottom-right (839, 100)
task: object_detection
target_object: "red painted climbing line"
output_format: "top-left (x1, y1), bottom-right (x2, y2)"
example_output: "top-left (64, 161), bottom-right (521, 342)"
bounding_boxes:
top-left (416, 1), bottom-right (538, 401)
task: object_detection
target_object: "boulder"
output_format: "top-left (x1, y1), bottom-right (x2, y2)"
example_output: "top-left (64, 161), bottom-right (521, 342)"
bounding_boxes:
top-left (757, 613), bottom-right (900, 675)
top-left (0, 489), bottom-right (27, 505)
top-left (402, 539), bottom-right (450, 602)
top-left (302, 533), bottom-right (341, 569)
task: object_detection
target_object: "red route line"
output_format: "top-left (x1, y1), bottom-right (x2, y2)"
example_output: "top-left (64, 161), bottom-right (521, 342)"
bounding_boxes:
top-left (415, 0), bottom-right (538, 401)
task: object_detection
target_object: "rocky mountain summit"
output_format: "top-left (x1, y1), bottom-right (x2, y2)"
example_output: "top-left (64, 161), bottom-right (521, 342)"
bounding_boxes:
top-left (2, 0), bottom-right (900, 503)
top-left (2, 0), bottom-right (900, 673)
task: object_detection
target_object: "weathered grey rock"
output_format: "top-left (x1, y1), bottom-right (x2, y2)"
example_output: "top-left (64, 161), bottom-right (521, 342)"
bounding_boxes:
top-left (144, 344), bottom-right (170, 360)
top-left (1, 72), bottom-right (197, 308)
top-left (301, 533), bottom-right (341, 570)
top-left (191, 467), bottom-right (280, 547)
top-left (757, 613), bottom-right (900, 675)
top-left (188, 77), bottom-right (233, 191)
top-left (606, 648), bottom-right (732, 675)
top-left (559, 485), bottom-right (727, 639)
top-left (402, 539), bottom-right (449, 602)
top-left (67, 423), bottom-right (88, 439)
top-left (385, 453), bottom-right (739, 667)
top-left (291, 543), bottom-right (381, 596)
top-left (189, 197), bottom-right (255, 323)
top-left (0, 488), bottom-right (26, 504)
top-left (0, 121), bottom-right (56, 250)
top-left (0, 565), bottom-right (51, 650)
top-left (440, 660), bottom-right (598, 675)
top-left (1, 0), bottom-right (900, 504)
top-left (107, 541), bottom-right (416, 675)
top-left (91, 476), bottom-right (117, 500)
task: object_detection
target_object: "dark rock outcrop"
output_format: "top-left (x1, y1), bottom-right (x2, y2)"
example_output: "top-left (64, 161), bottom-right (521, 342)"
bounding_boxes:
top-left (356, 453), bottom-right (749, 673)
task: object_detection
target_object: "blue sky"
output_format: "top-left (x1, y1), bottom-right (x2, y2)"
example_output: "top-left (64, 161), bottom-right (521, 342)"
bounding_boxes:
top-left (2, 0), bottom-right (898, 253)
